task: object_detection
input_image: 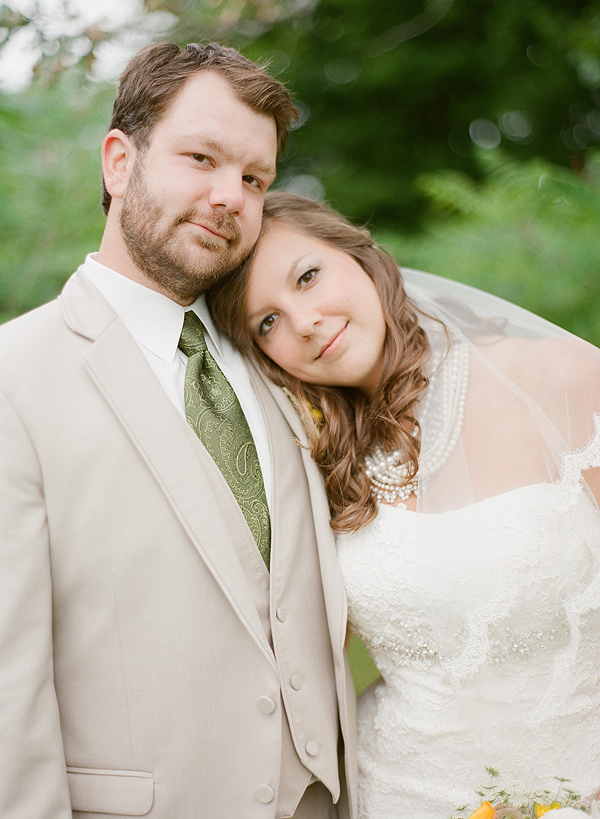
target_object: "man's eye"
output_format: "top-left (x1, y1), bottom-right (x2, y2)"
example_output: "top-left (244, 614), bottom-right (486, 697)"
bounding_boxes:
top-left (243, 175), bottom-right (263, 189)
top-left (258, 314), bottom-right (277, 336)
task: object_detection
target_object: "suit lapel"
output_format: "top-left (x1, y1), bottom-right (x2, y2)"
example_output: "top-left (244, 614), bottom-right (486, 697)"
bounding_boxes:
top-left (60, 271), bottom-right (275, 663)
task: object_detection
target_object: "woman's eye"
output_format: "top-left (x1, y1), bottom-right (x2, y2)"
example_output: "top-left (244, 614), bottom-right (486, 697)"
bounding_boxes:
top-left (258, 314), bottom-right (277, 336)
top-left (298, 267), bottom-right (319, 286)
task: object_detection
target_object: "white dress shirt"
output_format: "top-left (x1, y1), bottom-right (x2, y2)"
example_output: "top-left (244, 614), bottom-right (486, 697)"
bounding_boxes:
top-left (83, 254), bottom-right (273, 508)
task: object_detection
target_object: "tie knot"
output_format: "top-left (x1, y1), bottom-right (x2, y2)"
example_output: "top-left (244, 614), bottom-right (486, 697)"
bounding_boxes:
top-left (179, 311), bottom-right (208, 358)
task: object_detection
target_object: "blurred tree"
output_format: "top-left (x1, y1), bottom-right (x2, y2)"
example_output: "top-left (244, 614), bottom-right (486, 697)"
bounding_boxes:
top-left (382, 149), bottom-right (600, 345)
top-left (0, 76), bottom-right (111, 322)
top-left (1, 0), bottom-right (599, 334)
top-left (1, 0), bottom-right (599, 230)
top-left (236, 0), bottom-right (600, 229)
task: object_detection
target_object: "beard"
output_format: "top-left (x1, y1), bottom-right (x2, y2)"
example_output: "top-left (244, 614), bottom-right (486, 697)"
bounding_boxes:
top-left (119, 157), bottom-right (251, 303)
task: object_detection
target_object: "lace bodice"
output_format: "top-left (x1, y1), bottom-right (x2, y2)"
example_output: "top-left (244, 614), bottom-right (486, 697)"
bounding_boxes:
top-left (337, 478), bottom-right (600, 818)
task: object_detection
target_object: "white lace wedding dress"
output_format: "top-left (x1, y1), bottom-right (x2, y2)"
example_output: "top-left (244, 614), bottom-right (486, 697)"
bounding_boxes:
top-left (337, 472), bottom-right (600, 818)
top-left (330, 270), bottom-right (600, 818)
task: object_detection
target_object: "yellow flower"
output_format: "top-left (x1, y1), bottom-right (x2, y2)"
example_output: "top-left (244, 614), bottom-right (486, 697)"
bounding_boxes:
top-left (308, 403), bottom-right (324, 424)
top-left (468, 803), bottom-right (495, 819)
top-left (535, 803), bottom-right (562, 816)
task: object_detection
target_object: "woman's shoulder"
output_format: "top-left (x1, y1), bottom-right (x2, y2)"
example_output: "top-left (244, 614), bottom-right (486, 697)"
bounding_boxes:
top-left (479, 334), bottom-right (600, 390)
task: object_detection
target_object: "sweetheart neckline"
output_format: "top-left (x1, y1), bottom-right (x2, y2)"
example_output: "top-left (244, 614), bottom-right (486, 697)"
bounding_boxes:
top-left (376, 481), bottom-right (571, 518)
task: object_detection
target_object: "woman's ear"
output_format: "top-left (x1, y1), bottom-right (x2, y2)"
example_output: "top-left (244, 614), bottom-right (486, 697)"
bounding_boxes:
top-left (101, 129), bottom-right (137, 203)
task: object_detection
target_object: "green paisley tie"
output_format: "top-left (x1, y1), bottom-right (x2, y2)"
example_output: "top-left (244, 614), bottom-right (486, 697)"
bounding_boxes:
top-left (179, 311), bottom-right (271, 568)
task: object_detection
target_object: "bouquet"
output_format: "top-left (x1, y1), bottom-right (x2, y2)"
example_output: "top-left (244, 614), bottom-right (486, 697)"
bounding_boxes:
top-left (451, 768), bottom-right (597, 818)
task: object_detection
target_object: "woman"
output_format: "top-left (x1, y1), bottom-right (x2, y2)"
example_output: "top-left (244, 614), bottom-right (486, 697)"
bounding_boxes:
top-left (209, 191), bottom-right (600, 818)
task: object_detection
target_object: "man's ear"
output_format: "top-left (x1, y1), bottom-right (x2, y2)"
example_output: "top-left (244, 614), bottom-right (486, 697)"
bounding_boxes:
top-left (102, 129), bottom-right (137, 202)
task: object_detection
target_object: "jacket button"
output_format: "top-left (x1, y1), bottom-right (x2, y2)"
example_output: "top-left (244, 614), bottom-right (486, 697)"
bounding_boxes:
top-left (305, 741), bottom-right (319, 757)
top-left (257, 696), bottom-right (276, 714)
top-left (276, 607), bottom-right (287, 622)
top-left (255, 784), bottom-right (274, 803)
top-left (290, 674), bottom-right (302, 690)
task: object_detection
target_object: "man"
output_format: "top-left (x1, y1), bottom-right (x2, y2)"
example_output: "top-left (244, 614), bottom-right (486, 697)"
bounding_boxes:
top-left (0, 42), bottom-right (356, 818)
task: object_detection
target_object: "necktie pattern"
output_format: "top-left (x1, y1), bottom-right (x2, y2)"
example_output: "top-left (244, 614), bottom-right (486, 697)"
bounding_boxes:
top-left (179, 311), bottom-right (271, 567)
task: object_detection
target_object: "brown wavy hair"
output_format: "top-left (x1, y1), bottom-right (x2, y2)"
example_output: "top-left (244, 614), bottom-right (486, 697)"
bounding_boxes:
top-left (208, 192), bottom-right (431, 532)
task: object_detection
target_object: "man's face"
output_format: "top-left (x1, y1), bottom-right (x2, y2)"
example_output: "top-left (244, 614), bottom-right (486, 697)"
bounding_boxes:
top-left (119, 70), bottom-right (278, 304)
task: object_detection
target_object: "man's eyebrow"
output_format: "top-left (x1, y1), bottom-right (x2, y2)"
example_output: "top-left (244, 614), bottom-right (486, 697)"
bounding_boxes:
top-left (180, 135), bottom-right (276, 179)
top-left (250, 160), bottom-right (277, 180)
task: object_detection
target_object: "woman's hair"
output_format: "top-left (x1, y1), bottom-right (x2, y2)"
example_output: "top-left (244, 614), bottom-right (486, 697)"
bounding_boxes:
top-left (208, 191), bottom-right (431, 532)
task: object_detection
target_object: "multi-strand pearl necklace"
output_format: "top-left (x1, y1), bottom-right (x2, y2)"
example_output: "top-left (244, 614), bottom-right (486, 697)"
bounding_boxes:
top-left (364, 340), bottom-right (469, 504)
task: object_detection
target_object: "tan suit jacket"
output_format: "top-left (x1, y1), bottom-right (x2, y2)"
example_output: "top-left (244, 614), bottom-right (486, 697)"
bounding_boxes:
top-left (0, 270), bottom-right (357, 818)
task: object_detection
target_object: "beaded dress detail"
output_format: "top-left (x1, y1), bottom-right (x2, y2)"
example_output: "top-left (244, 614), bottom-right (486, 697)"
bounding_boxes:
top-left (337, 323), bottom-right (600, 819)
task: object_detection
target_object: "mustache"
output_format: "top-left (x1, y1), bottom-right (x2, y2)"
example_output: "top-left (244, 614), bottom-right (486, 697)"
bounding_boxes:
top-left (177, 210), bottom-right (241, 243)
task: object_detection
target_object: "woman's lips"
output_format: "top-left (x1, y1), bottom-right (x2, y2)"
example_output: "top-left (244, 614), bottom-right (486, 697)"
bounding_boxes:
top-left (318, 324), bottom-right (348, 359)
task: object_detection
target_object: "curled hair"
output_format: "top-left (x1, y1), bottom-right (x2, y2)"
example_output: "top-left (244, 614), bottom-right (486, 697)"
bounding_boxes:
top-left (101, 41), bottom-right (298, 214)
top-left (209, 192), bottom-right (431, 532)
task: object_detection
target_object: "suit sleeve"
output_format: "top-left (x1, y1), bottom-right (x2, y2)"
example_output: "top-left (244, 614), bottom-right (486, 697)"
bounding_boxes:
top-left (0, 388), bottom-right (72, 817)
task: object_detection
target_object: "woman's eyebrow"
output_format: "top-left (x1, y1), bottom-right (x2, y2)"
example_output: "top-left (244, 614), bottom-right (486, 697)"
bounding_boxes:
top-left (247, 255), bottom-right (310, 321)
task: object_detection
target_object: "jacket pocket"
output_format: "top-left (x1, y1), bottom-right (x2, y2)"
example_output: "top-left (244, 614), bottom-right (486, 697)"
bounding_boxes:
top-left (67, 767), bottom-right (154, 816)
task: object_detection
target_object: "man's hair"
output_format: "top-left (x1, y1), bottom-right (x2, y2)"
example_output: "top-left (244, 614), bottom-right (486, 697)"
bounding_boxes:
top-left (101, 41), bottom-right (298, 214)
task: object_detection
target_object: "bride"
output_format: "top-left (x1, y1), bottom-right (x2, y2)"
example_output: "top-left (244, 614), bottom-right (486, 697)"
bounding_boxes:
top-left (209, 191), bottom-right (600, 818)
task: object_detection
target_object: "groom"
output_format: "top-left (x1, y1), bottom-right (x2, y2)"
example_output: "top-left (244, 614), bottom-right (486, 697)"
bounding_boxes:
top-left (0, 42), bottom-right (356, 818)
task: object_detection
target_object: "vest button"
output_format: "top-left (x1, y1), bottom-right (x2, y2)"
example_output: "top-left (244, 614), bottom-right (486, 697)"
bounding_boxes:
top-left (276, 607), bottom-right (287, 622)
top-left (305, 741), bottom-right (319, 757)
top-left (255, 784), bottom-right (274, 803)
top-left (257, 696), bottom-right (276, 714)
top-left (290, 674), bottom-right (303, 690)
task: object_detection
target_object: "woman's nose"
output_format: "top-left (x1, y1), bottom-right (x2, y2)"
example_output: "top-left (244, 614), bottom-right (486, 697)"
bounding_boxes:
top-left (291, 308), bottom-right (321, 337)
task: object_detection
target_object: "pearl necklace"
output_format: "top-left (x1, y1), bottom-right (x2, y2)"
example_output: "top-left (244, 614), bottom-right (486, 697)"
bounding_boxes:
top-left (364, 340), bottom-right (469, 504)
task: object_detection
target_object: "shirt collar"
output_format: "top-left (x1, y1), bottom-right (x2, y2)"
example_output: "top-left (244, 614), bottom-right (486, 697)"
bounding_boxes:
top-left (83, 254), bottom-right (225, 363)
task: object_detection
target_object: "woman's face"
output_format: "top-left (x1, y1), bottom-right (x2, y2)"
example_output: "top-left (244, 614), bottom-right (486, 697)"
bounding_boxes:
top-left (245, 223), bottom-right (387, 396)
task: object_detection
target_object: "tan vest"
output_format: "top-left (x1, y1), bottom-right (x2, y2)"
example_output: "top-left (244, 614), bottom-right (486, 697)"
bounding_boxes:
top-left (231, 371), bottom-right (341, 817)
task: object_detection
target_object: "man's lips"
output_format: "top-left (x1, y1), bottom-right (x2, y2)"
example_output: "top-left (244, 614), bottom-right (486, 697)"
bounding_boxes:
top-left (188, 221), bottom-right (231, 241)
top-left (317, 324), bottom-right (348, 359)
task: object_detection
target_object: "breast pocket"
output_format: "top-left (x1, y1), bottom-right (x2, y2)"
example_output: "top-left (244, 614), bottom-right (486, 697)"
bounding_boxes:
top-left (67, 767), bottom-right (154, 816)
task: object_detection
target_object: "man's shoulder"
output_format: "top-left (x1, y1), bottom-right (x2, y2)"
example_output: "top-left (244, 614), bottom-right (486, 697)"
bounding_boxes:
top-left (0, 266), bottom-right (101, 354)
top-left (0, 296), bottom-right (63, 350)
top-left (0, 297), bottom-right (70, 404)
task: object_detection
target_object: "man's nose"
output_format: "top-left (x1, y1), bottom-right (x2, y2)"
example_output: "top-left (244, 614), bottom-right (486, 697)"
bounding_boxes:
top-left (207, 171), bottom-right (245, 214)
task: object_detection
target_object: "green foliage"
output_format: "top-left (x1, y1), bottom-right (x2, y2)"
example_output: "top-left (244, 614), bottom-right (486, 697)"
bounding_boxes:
top-left (0, 74), bottom-right (110, 322)
top-left (2, 0), bottom-right (600, 229)
top-left (347, 633), bottom-right (380, 694)
top-left (379, 150), bottom-right (600, 344)
top-left (164, 0), bottom-right (600, 229)
top-left (1, 0), bottom-right (599, 339)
